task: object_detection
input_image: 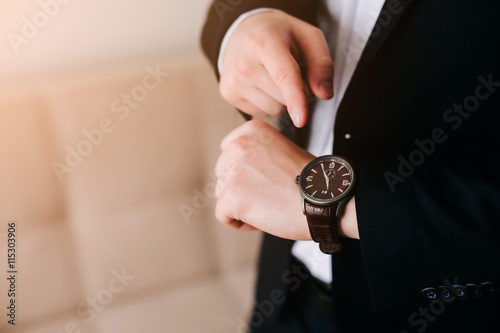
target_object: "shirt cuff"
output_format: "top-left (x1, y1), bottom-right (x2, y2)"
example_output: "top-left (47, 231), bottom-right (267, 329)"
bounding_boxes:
top-left (217, 8), bottom-right (283, 75)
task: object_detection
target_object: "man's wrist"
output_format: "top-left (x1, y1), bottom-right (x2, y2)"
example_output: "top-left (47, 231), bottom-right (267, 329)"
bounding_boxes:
top-left (338, 197), bottom-right (359, 239)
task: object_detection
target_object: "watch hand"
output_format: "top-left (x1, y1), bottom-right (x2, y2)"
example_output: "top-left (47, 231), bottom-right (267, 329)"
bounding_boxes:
top-left (321, 163), bottom-right (329, 191)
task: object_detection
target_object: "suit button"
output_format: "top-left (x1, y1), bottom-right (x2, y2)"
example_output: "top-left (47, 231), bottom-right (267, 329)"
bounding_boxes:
top-left (421, 287), bottom-right (439, 300)
top-left (481, 282), bottom-right (499, 295)
top-left (439, 286), bottom-right (455, 302)
top-left (452, 285), bottom-right (467, 300)
top-left (466, 284), bottom-right (483, 299)
top-left (344, 133), bottom-right (351, 139)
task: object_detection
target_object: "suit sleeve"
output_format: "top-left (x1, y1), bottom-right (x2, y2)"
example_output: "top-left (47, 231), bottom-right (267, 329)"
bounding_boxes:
top-left (200, 0), bottom-right (321, 78)
top-left (356, 132), bottom-right (500, 310)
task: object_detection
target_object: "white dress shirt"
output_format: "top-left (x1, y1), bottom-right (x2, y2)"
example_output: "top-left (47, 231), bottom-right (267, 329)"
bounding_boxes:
top-left (218, 0), bottom-right (386, 283)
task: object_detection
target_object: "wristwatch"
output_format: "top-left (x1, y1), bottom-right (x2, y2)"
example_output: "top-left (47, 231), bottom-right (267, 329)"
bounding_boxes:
top-left (296, 155), bottom-right (356, 254)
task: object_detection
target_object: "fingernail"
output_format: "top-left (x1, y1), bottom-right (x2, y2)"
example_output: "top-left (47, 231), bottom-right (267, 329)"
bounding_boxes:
top-left (292, 108), bottom-right (303, 127)
top-left (320, 81), bottom-right (333, 98)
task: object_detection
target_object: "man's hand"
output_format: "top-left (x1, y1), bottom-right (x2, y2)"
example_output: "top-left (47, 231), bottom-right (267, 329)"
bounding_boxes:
top-left (214, 120), bottom-right (359, 240)
top-left (219, 11), bottom-right (334, 128)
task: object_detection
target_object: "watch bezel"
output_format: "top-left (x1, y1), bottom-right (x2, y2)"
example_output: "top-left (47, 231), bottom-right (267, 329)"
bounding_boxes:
top-left (298, 155), bottom-right (355, 206)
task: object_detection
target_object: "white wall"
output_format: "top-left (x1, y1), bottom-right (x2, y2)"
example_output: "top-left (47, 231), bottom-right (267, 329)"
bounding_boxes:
top-left (0, 0), bottom-right (213, 80)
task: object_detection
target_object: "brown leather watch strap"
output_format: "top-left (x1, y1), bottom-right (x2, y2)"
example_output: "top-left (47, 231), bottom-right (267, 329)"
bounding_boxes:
top-left (304, 201), bottom-right (343, 254)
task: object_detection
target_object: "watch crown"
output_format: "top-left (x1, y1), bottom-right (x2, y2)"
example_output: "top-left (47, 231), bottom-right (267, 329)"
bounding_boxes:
top-left (295, 175), bottom-right (300, 184)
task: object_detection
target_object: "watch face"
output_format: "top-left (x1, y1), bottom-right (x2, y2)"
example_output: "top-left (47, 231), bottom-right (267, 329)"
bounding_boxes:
top-left (299, 156), bottom-right (355, 205)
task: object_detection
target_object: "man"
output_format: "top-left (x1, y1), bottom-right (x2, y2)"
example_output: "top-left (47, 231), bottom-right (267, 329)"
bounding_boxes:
top-left (201, 0), bottom-right (500, 332)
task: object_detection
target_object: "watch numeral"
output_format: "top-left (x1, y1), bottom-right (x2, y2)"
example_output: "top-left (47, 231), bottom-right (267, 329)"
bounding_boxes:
top-left (321, 190), bottom-right (328, 194)
top-left (342, 180), bottom-right (350, 186)
top-left (329, 162), bottom-right (335, 169)
top-left (306, 176), bottom-right (313, 181)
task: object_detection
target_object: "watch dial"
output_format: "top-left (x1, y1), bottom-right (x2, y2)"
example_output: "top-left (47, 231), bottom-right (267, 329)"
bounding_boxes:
top-left (300, 156), bottom-right (354, 203)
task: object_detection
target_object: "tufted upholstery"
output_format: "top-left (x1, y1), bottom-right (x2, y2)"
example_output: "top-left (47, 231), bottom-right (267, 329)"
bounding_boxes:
top-left (0, 55), bottom-right (261, 333)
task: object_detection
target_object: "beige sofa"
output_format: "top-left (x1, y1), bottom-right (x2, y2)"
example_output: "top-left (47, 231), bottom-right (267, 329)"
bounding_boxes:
top-left (0, 55), bottom-right (261, 333)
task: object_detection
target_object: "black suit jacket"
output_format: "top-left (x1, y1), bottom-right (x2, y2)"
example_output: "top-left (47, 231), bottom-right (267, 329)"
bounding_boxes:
top-left (202, 0), bottom-right (500, 332)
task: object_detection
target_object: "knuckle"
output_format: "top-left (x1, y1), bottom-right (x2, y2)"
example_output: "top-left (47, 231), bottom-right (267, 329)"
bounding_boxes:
top-left (244, 120), bottom-right (273, 140)
top-left (256, 123), bottom-right (277, 145)
top-left (227, 136), bottom-right (252, 154)
top-left (272, 68), bottom-right (300, 88)
top-left (219, 79), bottom-right (239, 104)
top-left (231, 139), bottom-right (257, 162)
top-left (234, 57), bottom-right (254, 78)
top-left (309, 26), bottom-right (325, 39)
top-left (317, 56), bottom-right (334, 70)
top-left (256, 29), bottom-right (275, 46)
top-left (245, 119), bottom-right (267, 131)
top-left (268, 103), bottom-right (285, 116)
top-left (214, 164), bottom-right (222, 178)
top-left (225, 158), bottom-right (243, 175)
top-left (215, 158), bottom-right (230, 179)
top-left (217, 165), bottom-right (234, 188)
top-left (214, 180), bottom-right (223, 198)
top-left (317, 57), bottom-right (334, 73)
top-left (248, 31), bottom-right (266, 54)
top-left (244, 120), bottom-right (275, 149)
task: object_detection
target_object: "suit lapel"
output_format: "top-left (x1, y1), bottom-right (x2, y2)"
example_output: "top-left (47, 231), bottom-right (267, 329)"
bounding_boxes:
top-left (348, 0), bottom-right (415, 83)
top-left (332, 0), bottom-right (416, 148)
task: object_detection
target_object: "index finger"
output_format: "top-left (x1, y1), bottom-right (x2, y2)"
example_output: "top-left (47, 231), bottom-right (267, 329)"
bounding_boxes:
top-left (260, 41), bottom-right (308, 128)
